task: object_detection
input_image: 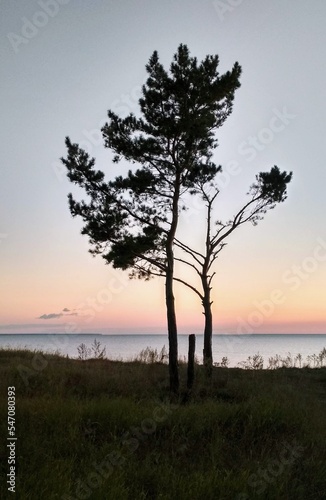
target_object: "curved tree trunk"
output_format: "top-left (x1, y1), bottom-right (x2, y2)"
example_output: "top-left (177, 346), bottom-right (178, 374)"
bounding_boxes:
top-left (165, 175), bottom-right (180, 394)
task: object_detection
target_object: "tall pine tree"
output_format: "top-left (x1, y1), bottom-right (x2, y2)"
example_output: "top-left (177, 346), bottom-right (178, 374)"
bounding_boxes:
top-left (62, 44), bottom-right (241, 393)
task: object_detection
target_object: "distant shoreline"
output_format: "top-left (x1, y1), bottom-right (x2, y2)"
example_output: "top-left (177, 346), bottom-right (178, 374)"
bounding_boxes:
top-left (1, 333), bottom-right (326, 336)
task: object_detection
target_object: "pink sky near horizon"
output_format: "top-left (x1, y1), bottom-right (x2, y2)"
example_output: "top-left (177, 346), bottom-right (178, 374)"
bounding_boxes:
top-left (1, 169), bottom-right (326, 335)
top-left (1, 251), bottom-right (326, 334)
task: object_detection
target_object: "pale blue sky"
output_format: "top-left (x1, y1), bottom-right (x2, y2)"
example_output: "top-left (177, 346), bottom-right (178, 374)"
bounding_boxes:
top-left (1, 0), bottom-right (326, 333)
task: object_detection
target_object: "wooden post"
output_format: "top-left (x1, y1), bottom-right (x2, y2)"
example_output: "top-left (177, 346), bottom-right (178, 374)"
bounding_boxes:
top-left (187, 334), bottom-right (196, 390)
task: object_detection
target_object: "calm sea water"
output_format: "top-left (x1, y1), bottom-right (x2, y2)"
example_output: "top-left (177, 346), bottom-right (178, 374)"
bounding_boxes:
top-left (1, 334), bottom-right (326, 367)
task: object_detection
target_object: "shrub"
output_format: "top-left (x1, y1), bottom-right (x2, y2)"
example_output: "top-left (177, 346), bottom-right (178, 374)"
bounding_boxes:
top-left (77, 339), bottom-right (106, 360)
top-left (238, 353), bottom-right (264, 370)
top-left (135, 345), bottom-right (168, 364)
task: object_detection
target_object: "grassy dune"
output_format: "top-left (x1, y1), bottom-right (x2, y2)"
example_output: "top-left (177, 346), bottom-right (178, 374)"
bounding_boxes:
top-left (1, 348), bottom-right (326, 499)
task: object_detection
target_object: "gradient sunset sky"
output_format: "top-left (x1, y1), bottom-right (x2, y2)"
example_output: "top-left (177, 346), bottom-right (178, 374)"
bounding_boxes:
top-left (1, 0), bottom-right (326, 334)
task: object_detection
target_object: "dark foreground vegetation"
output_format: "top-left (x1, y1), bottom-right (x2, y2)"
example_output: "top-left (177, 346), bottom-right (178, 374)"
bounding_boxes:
top-left (1, 348), bottom-right (326, 499)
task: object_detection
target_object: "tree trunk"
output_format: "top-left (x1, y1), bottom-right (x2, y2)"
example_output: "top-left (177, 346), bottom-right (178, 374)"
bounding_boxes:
top-left (202, 274), bottom-right (213, 377)
top-left (165, 175), bottom-right (180, 394)
top-left (166, 266), bottom-right (179, 394)
top-left (202, 197), bottom-right (213, 377)
top-left (187, 334), bottom-right (196, 390)
top-left (203, 296), bottom-right (213, 376)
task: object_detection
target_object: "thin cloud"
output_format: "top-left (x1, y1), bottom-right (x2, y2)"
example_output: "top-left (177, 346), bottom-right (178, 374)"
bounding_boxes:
top-left (38, 313), bottom-right (63, 320)
top-left (37, 309), bottom-right (79, 320)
